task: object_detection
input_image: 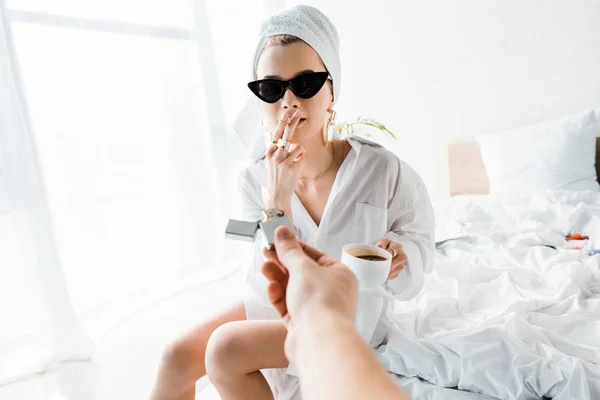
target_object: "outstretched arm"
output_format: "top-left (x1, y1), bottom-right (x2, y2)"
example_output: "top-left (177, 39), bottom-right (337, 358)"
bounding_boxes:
top-left (262, 227), bottom-right (411, 400)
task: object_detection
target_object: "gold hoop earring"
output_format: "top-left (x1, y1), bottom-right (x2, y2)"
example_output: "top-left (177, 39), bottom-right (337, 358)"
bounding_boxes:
top-left (323, 110), bottom-right (337, 144)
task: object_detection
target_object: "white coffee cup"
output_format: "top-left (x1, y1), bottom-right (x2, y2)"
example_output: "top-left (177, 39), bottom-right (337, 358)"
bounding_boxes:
top-left (341, 243), bottom-right (391, 291)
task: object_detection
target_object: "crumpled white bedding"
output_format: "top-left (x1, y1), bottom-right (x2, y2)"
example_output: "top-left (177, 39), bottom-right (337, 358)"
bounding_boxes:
top-left (377, 190), bottom-right (600, 399)
top-left (214, 190), bottom-right (600, 400)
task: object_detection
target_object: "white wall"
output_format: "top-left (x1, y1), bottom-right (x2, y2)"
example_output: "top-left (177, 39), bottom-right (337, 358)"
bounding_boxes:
top-left (292, 0), bottom-right (600, 200)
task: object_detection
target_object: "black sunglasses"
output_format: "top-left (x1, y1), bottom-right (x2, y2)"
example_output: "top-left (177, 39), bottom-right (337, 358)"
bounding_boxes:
top-left (248, 71), bottom-right (330, 103)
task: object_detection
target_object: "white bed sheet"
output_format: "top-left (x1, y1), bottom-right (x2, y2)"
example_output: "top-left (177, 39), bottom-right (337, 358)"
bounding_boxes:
top-left (202, 190), bottom-right (600, 400)
top-left (377, 190), bottom-right (600, 399)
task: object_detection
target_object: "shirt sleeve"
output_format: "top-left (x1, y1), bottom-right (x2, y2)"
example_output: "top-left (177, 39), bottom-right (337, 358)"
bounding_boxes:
top-left (383, 159), bottom-right (435, 301)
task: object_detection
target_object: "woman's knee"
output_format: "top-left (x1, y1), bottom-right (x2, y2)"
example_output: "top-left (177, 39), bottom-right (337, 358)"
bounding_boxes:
top-left (160, 335), bottom-right (205, 377)
top-left (205, 322), bottom-right (248, 381)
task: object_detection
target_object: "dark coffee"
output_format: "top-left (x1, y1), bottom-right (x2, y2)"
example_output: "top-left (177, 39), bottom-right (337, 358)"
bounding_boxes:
top-left (357, 254), bottom-right (387, 261)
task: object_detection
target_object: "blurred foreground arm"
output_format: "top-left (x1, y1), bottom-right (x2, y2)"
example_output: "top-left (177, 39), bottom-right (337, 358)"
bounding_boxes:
top-left (262, 226), bottom-right (410, 400)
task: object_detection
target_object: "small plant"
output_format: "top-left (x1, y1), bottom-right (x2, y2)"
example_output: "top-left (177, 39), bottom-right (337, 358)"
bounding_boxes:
top-left (336, 117), bottom-right (397, 142)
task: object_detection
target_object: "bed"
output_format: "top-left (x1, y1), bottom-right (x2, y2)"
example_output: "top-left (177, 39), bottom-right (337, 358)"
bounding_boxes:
top-left (373, 134), bottom-right (600, 399)
top-left (201, 114), bottom-right (600, 400)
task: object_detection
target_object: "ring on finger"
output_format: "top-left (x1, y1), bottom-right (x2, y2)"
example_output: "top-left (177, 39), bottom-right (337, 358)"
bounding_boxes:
top-left (271, 140), bottom-right (278, 148)
top-left (387, 247), bottom-right (397, 259)
top-left (277, 138), bottom-right (289, 150)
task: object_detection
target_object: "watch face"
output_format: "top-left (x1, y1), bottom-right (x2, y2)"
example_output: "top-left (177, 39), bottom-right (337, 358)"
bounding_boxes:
top-left (263, 208), bottom-right (285, 220)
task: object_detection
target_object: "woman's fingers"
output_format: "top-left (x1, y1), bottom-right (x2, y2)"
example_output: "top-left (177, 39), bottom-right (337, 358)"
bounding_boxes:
top-left (387, 256), bottom-right (407, 279)
top-left (392, 252), bottom-right (407, 269)
top-left (394, 259), bottom-right (407, 272)
top-left (266, 109), bottom-right (302, 159)
top-left (285, 145), bottom-right (305, 164)
top-left (380, 240), bottom-right (408, 280)
top-left (274, 147), bottom-right (289, 163)
top-left (265, 114), bottom-right (290, 157)
top-left (376, 238), bottom-right (391, 250)
top-left (271, 111), bottom-right (292, 144)
top-left (377, 238), bottom-right (397, 259)
top-left (274, 143), bottom-right (303, 165)
top-left (273, 110), bottom-right (302, 148)
top-left (266, 140), bottom-right (278, 157)
top-left (284, 110), bottom-right (302, 146)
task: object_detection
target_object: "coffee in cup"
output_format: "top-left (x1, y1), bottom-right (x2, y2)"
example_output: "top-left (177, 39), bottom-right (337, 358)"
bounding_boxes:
top-left (341, 244), bottom-right (391, 291)
top-left (356, 254), bottom-right (388, 261)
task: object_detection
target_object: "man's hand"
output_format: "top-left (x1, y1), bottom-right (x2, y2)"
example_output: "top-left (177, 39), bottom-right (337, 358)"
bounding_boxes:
top-left (261, 227), bottom-right (411, 400)
top-left (376, 238), bottom-right (407, 280)
top-left (261, 226), bottom-right (358, 362)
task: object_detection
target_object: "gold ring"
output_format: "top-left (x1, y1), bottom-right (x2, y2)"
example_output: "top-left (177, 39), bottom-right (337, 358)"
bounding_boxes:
top-left (387, 247), bottom-right (397, 259)
top-left (276, 138), bottom-right (289, 150)
top-left (271, 140), bottom-right (278, 147)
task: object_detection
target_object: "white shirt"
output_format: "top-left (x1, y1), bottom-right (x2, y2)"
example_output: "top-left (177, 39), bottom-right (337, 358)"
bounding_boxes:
top-left (237, 137), bottom-right (435, 346)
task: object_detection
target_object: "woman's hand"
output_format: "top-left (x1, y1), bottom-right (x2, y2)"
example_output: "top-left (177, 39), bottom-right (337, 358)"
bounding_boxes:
top-left (263, 109), bottom-right (304, 211)
top-left (376, 238), bottom-right (408, 280)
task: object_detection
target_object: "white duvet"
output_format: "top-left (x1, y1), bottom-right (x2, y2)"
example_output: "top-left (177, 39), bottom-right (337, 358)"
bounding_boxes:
top-left (377, 190), bottom-right (600, 399)
top-left (201, 190), bottom-right (600, 400)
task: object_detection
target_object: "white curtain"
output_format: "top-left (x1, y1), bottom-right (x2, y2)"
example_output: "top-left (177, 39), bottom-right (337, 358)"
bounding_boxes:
top-left (0, 0), bottom-right (278, 386)
top-left (0, 1), bottom-right (93, 385)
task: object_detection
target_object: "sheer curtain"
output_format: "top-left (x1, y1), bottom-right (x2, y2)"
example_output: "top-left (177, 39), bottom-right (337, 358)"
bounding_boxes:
top-left (0, 0), bottom-right (276, 385)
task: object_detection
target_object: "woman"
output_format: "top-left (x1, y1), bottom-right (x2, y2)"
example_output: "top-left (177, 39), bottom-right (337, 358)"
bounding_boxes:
top-left (151, 5), bottom-right (434, 400)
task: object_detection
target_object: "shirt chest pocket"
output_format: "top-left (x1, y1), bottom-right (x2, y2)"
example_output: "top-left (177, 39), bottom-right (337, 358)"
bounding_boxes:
top-left (351, 203), bottom-right (388, 245)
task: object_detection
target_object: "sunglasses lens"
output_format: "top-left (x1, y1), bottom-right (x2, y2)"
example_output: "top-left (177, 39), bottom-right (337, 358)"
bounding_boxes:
top-left (291, 73), bottom-right (328, 99)
top-left (256, 81), bottom-right (284, 103)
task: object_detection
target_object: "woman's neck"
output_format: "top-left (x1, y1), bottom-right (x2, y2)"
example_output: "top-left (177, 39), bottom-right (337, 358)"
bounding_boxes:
top-left (296, 135), bottom-right (335, 179)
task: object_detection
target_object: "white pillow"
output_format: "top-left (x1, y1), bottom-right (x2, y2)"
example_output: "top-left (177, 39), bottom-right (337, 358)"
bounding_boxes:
top-left (476, 109), bottom-right (600, 199)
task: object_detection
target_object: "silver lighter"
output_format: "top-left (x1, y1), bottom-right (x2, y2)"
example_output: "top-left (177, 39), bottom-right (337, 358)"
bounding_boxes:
top-left (225, 208), bottom-right (296, 250)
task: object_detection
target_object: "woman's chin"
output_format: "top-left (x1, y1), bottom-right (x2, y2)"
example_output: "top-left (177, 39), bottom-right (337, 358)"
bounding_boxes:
top-left (291, 126), bottom-right (320, 144)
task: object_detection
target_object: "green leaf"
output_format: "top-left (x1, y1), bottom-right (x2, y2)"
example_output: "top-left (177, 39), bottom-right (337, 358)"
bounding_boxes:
top-left (335, 116), bottom-right (397, 140)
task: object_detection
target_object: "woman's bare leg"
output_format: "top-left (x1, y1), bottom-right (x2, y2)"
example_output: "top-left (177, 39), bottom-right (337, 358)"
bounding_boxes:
top-left (150, 301), bottom-right (246, 400)
top-left (205, 320), bottom-right (288, 400)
